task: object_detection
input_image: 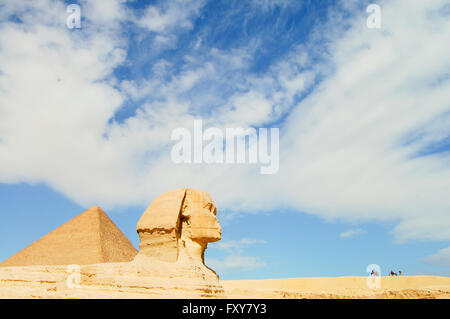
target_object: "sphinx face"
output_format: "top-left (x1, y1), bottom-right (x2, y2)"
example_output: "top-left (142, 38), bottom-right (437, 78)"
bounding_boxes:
top-left (190, 206), bottom-right (221, 243)
top-left (185, 191), bottom-right (222, 243)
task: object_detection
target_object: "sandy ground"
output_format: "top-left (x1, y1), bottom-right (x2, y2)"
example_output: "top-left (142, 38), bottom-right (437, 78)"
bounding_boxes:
top-left (221, 276), bottom-right (450, 299)
top-left (0, 264), bottom-right (449, 299)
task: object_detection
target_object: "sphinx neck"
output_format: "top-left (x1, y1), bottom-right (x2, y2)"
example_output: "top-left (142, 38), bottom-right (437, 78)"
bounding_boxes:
top-left (182, 237), bottom-right (206, 263)
top-left (179, 225), bottom-right (207, 265)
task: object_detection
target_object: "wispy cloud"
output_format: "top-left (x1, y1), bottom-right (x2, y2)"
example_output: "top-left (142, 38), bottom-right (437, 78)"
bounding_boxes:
top-left (207, 255), bottom-right (266, 272)
top-left (340, 229), bottom-right (365, 238)
top-left (423, 247), bottom-right (450, 267)
top-left (250, 0), bottom-right (303, 11)
top-left (136, 0), bottom-right (205, 33)
top-left (212, 238), bottom-right (267, 252)
top-left (207, 238), bottom-right (267, 271)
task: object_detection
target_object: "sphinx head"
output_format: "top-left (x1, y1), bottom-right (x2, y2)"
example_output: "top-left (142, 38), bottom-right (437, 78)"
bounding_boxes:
top-left (136, 188), bottom-right (221, 263)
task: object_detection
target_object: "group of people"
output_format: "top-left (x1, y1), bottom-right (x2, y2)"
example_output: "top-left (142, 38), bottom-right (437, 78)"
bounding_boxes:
top-left (369, 269), bottom-right (403, 276)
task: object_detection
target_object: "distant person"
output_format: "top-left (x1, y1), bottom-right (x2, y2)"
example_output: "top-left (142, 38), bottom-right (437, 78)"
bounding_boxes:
top-left (399, 271), bottom-right (402, 276)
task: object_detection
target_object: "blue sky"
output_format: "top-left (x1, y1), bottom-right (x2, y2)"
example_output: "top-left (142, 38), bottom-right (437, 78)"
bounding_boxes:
top-left (1, 182), bottom-right (447, 279)
top-left (0, 0), bottom-right (449, 279)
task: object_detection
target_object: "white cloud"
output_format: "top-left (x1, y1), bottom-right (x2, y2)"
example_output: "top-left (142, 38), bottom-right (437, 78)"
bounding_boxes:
top-left (0, 0), bottom-right (133, 204)
top-left (340, 229), bottom-right (365, 238)
top-left (423, 247), bottom-right (450, 267)
top-left (273, 0), bottom-right (450, 242)
top-left (136, 0), bottom-right (205, 33)
top-left (0, 0), bottom-right (449, 245)
top-left (81, 0), bottom-right (128, 25)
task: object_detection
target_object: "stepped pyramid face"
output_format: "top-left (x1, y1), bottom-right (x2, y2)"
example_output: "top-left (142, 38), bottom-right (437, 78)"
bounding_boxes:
top-left (0, 206), bottom-right (137, 267)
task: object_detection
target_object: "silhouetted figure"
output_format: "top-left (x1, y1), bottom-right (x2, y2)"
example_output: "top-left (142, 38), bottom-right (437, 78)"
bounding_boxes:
top-left (389, 270), bottom-right (398, 276)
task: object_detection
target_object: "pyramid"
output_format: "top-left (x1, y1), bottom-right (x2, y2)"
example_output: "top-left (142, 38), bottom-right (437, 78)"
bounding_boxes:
top-left (0, 206), bottom-right (137, 267)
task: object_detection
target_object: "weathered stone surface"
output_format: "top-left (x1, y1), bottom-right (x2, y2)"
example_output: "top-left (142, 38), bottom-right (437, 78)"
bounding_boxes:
top-left (135, 188), bottom-right (222, 284)
top-left (0, 206), bottom-right (137, 267)
top-left (0, 263), bottom-right (224, 298)
top-left (136, 189), bottom-right (186, 262)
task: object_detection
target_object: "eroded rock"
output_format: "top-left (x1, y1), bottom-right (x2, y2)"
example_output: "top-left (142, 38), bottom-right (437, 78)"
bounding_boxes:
top-left (136, 189), bottom-right (221, 273)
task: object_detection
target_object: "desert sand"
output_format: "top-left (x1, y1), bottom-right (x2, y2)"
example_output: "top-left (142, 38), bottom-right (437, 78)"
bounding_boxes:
top-left (0, 188), bottom-right (448, 299)
top-left (222, 276), bottom-right (450, 299)
top-left (0, 265), bottom-right (448, 298)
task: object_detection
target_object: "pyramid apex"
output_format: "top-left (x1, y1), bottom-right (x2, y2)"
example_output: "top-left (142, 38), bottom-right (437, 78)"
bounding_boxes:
top-left (86, 206), bottom-right (105, 214)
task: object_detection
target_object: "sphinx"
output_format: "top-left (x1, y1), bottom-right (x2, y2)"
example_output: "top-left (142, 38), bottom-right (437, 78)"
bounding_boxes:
top-left (131, 188), bottom-right (222, 282)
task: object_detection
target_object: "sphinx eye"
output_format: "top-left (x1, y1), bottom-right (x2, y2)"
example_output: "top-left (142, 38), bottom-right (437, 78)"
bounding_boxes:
top-left (204, 203), bottom-right (215, 213)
